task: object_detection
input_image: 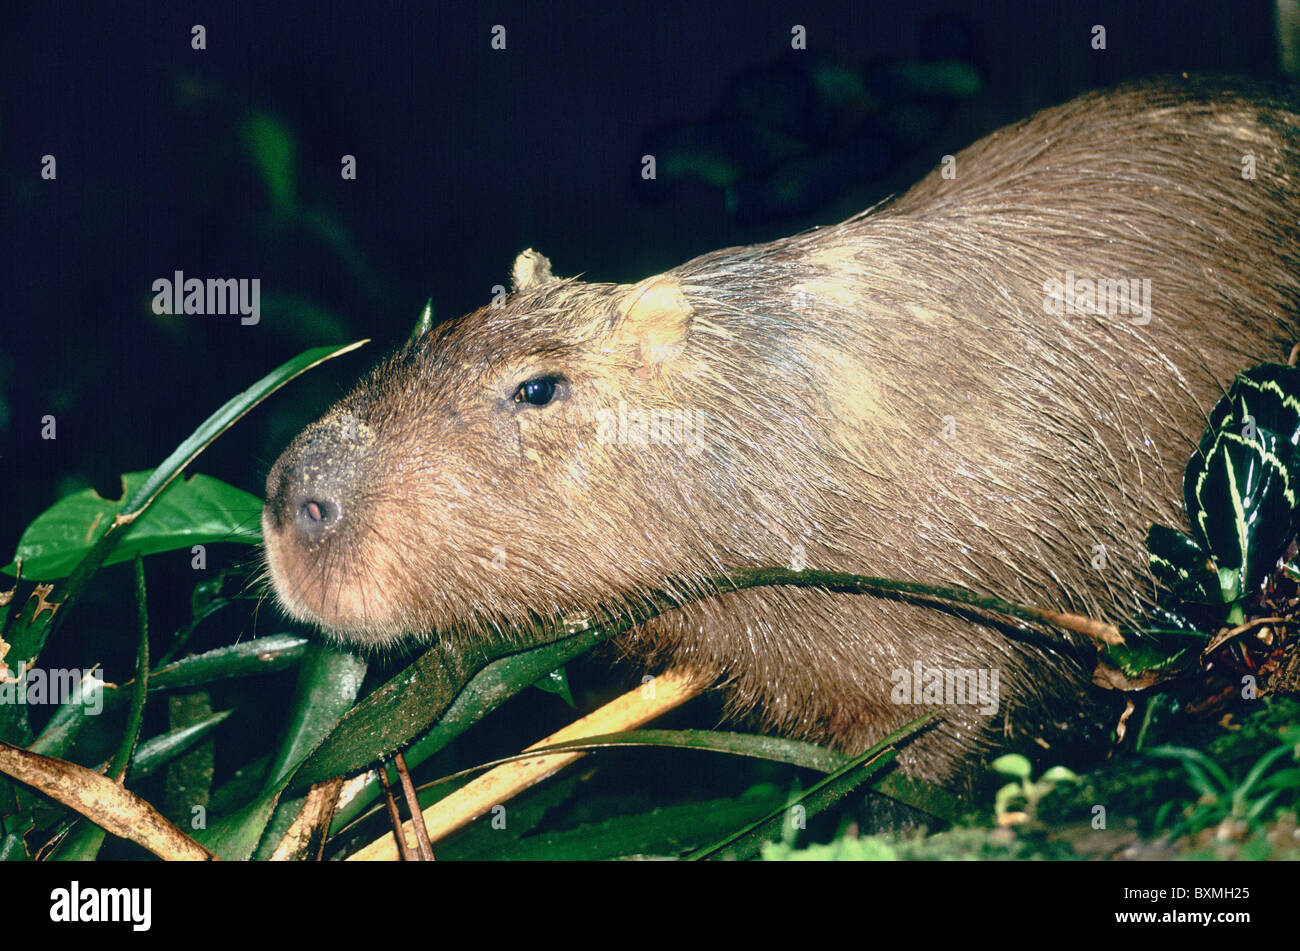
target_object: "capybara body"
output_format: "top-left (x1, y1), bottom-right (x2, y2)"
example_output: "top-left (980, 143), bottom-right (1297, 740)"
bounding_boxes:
top-left (263, 76), bottom-right (1300, 784)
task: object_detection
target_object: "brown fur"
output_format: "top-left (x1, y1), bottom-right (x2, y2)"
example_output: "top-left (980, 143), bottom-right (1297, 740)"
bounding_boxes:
top-left (263, 76), bottom-right (1300, 783)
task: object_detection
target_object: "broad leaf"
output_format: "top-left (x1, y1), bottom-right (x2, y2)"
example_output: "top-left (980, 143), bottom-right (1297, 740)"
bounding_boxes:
top-left (5, 472), bottom-right (262, 581)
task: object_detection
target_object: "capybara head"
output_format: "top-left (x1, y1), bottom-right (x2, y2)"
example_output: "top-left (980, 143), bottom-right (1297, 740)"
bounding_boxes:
top-left (262, 252), bottom-right (822, 649)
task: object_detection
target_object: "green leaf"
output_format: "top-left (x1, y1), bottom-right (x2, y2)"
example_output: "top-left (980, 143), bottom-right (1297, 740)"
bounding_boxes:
top-left (1222, 364), bottom-right (1300, 445)
top-left (991, 753), bottom-right (1032, 779)
top-left (46, 820), bottom-right (107, 861)
top-left (1039, 765), bottom-right (1081, 784)
top-left (127, 711), bottom-right (232, 782)
top-left (1258, 767), bottom-right (1300, 792)
top-left (5, 473), bottom-right (261, 581)
top-left (444, 791), bottom-right (789, 860)
top-left (291, 619), bottom-right (620, 792)
top-left (890, 61), bottom-right (984, 98)
top-left (1234, 744), bottom-right (1292, 803)
top-left (409, 298), bottom-right (434, 344)
top-left (243, 112), bottom-right (296, 217)
top-left (1146, 525), bottom-right (1223, 609)
top-left (0, 828), bottom-right (32, 861)
top-left (387, 731), bottom-right (849, 812)
top-left (0, 341), bottom-right (366, 690)
top-left (1102, 618), bottom-right (1207, 678)
top-left (29, 634), bottom-right (308, 759)
top-left (685, 714), bottom-right (934, 860)
top-left (761, 836), bottom-right (900, 861)
top-left (872, 773), bottom-right (963, 824)
top-left (107, 555), bottom-right (151, 783)
top-left (265, 644), bottom-right (368, 792)
top-left (197, 645), bottom-right (366, 861)
top-left (532, 667), bottom-right (575, 707)
top-left (297, 565), bottom-right (1131, 793)
top-left (514, 729), bottom-right (850, 773)
top-left (995, 782), bottom-right (1025, 817)
top-left (1183, 365), bottom-right (1300, 602)
top-left (193, 792), bottom-right (280, 861)
top-left (1146, 745), bottom-right (1231, 797)
top-left (150, 633), bottom-right (311, 692)
top-left (1243, 788), bottom-right (1282, 823)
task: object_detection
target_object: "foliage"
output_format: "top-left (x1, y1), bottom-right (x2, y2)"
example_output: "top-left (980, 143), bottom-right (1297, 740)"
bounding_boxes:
top-left (1106, 363), bottom-right (1300, 680)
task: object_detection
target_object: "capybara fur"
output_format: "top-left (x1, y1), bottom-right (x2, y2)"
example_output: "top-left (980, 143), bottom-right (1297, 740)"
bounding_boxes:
top-left (263, 76), bottom-right (1300, 785)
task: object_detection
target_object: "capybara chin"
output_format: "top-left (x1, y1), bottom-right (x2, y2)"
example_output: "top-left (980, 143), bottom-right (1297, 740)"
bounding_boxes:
top-left (262, 76), bottom-right (1300, 784)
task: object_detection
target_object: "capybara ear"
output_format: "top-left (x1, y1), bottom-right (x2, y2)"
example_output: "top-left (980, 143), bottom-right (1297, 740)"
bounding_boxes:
top-left (610, 274), bottom-right (695, 367)
top-left (511, 249), bottom-right (556, 293)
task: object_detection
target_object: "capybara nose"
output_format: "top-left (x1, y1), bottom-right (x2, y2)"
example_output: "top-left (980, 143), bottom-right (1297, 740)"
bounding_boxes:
top-left (263, 414), bottom-right (371, 546)
top-left (266, 454), bottom-right (350, 543)
top-left (289, 493), bottom-right (343, 543)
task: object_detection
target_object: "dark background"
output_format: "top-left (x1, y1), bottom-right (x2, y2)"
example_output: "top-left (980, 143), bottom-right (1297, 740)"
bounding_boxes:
top-left (0, 1), bottom-right (1292, 735)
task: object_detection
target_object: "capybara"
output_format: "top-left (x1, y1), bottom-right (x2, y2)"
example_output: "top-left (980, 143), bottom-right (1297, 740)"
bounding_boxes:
top-left (262, 76), bottom-right (1300, 784)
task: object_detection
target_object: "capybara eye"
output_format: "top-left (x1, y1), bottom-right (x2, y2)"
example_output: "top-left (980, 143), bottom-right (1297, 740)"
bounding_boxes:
top-left (513, 376), bottom-right (562, 406)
